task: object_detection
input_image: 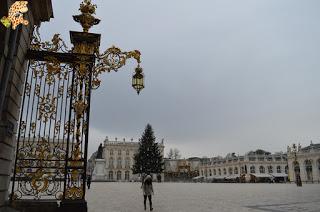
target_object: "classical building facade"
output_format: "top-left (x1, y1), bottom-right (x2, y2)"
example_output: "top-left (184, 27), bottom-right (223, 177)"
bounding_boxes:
top-left (287, 143), bottom-right (320, 183)
top-left (92, 137), bottom-right (164, 181)
top-left (164, 157), bottom-right (201, 181)
top-left (199, 150), bottom-right (288, 183)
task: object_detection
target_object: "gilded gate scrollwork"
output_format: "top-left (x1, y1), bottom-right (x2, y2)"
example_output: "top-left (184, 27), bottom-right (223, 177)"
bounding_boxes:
top-left (11, 30), bottom-right (87, 201)
top-left (11, 0), bottom-right (144, 203)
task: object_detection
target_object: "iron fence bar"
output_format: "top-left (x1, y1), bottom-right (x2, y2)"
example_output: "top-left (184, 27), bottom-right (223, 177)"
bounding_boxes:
top-left (26, 50), bottom-right (95, 63)
top-left (82, 64), bottom-right (93, 198)
top-left (62, 64), bottom-right (76, 200)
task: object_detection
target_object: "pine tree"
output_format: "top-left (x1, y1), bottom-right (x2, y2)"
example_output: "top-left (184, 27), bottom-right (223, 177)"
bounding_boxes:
top-left (132, 124), bottom-right (164, 174)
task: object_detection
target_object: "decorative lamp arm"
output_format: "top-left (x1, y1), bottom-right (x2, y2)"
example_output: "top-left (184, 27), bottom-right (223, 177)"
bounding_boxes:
top-left (92, 46), bottom-right (143, 91)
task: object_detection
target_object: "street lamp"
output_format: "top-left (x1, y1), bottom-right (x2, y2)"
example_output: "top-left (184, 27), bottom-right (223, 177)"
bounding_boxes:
top-left (132, 66), bottom-right (144, 95)
top-left (73, 0), bottom-right (145, 94)
top-left (292, 143), bottom-right (302, 187)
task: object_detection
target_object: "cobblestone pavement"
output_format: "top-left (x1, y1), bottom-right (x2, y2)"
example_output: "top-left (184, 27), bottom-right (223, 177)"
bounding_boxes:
top-left (86, 182), bottom-right (320, 212)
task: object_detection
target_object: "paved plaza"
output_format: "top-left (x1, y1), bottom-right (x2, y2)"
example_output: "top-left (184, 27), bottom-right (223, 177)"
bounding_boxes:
top-left (86, 182), bottom-right (320, 212)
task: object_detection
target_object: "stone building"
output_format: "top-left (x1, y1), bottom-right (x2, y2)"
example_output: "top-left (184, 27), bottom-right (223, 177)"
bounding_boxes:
top-left (0, 0), bottom-right (53, 208)
top-left (199, 150), bottom-right (288, 183)
top-left (163, 157), bottom-right (201, 182)
top-left (92, 137), bottom-right (165, 181)
top-left (287, 142), bottom-right (320, 183)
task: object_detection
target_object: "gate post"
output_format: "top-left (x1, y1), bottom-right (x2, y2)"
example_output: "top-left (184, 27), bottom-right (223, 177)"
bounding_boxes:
top-left (59, 31), bottom-right (100, 212)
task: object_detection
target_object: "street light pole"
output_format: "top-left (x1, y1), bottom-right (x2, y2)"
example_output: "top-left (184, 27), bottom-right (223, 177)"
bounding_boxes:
top-left (292, 143), bottom-right (302, 187)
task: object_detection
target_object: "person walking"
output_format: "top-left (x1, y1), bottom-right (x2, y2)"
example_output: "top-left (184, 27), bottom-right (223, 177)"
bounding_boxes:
top-left (87, 175), bottom-right (92, 189)
top-left (142, 173), bottom-right (154, 211)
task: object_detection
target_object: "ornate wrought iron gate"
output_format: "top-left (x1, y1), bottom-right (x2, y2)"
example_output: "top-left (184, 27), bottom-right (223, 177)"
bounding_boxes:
top-left (10, 0), bottom-right (144, 204)
top-left (11, 31), bottom-right (95, 201)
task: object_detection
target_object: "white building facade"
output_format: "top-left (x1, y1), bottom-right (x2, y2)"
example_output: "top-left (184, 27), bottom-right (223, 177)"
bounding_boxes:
top-left (93, 137), bottom-right (164, 181)
top-left (199, 150), bottom-right (288, 182)
top-left (287, 143), bottom-right (320, 183)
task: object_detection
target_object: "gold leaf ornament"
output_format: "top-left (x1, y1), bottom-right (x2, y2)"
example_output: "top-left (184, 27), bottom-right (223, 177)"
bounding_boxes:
top-left (1, 16), bottom-right (11, 28)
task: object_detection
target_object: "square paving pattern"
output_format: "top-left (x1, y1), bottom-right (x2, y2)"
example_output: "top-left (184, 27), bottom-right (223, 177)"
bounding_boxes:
top-left (86, 183), bottom-right (320, 212)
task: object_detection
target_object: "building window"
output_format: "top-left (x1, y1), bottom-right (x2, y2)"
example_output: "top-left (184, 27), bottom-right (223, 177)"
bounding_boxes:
top-left (228, 167), bottom-right (233, 175)
top-left (117, 157), bottom-right (122, 168)
top-left (234, 167), bottom-right (238, 174)
top-left (110, 149), bottom-right (113, 155)
top-left (125, 157), bottom-right (130, 168)
top-left (125, 171), bottom-right (130, 181)
top-left (250, 166), bottom-right (255, 174)
top-left (117, 171), bottom-right (122, 180)
top-left (109, 171), bottom-right (113, 180)
top-left (223, 168), bottom-right (227, 175)
top-left (249, 157), bottom-right (256, 161)
top-left (275, 157), bottom-right (281, 161)
top-left (259, 166), bottom-right (265, 174)
top-left (109, 157), bottom-right (114, 168)
top-left (201, 170), bottom-right (203, 176)
top-left (213, 169), bottom-right (216, 175)
top-left (267, 156), bottom-right (273, 161)
top-left (268, 166), bottom-right (273, 174)
top-left (218, 169), bottom-right (221, 176)
top-left (118, 150), bottom-right (121, 155)
top-left (305, 160), bottom-right (313, 181)
top-left (277, 166), bottom-right (281, 173)
top-left (258, 157), bottom-right (264, 161)
top-left (126, 149), bottom-right (129, 155)
top-left (241, 166), bottom-right (245, 174)
top-left (209, 169), bottom-right (212, 176)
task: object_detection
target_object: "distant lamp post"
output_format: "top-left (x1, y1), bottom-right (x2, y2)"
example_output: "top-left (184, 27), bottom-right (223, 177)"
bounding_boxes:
top-left (132, 66), bottom-right (144, 94)
top-left (292, 143), bottom-right (302, 187)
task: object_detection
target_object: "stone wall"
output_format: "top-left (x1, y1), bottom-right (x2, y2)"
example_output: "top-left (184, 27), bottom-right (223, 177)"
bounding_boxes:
top-left (0, 0), bottom-right (53, 208)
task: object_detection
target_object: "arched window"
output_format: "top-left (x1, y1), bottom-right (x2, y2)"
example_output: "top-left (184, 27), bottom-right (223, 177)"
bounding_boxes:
top-left (126, 149), bottom-right (130, 155)
top-left (213, 169), bottom-right (216, 175)
top-left (209, 169), bottom-right (212, 176)
top-left (201, 170), bottom-right (204, 176)
top-left (228, 167), bottom-right (233, 175)
top-left (110, 149), bottom-right (113, 155)
top-left (109, 171), bottom-right (113, 180)
top-left (218, 169), bottom-right (221, 176)
top-left (305, 160), bottom-right (313, 181)
top-left (250, 166), bottom-right (255, 174)
top-left (259, 166), bottom-right (265, 174)
top-left (318, 159), bottom-right (320, 174)
top-left (109, 157), bottom-right (114, 168)
top-left (234, 167), bottom-right (238, 174)
top-left (125, 171), bottom-right (130, 181)
top-left (268, 166), bottom-right (273, 174)
top-left (223, 168), bottom-right (227, 175)
top-left (117, 170), bottom-right (122, 181)
top-left (276, 166), bottom-right (281, 173)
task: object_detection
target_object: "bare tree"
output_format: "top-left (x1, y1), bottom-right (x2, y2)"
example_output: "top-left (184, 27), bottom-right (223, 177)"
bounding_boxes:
top-left (167, 148), bottom-right (174, 159)
top-left (173, 148), bottom-right (181, 159)
top-left (167, 148), bottom-right (181, 159)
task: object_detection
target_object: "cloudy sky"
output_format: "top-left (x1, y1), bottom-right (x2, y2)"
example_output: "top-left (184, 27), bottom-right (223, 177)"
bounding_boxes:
top-left (42, 0), bottom-right (320, 158)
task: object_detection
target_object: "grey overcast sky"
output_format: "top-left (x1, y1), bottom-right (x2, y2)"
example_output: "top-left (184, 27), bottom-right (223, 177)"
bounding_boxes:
top-left (41, 0), bottom-right (320, 158)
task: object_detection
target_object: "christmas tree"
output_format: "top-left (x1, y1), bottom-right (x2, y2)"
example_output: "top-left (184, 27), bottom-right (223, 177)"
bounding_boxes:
top-left (132, 124), bottom-right (164, 174)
